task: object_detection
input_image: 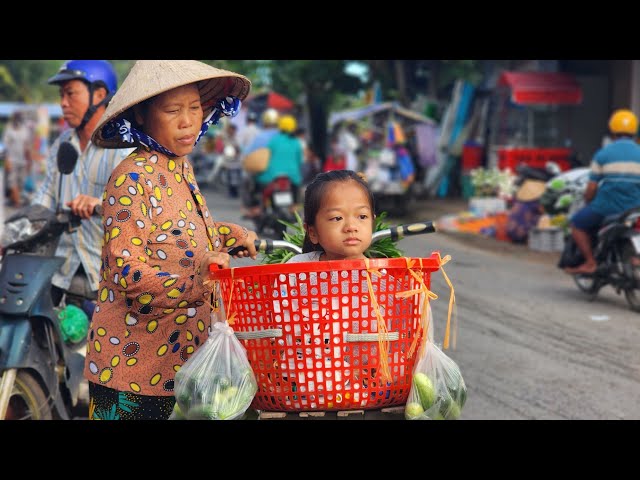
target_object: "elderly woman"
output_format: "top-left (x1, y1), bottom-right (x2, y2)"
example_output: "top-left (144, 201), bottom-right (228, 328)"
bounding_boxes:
top-left (85, 60), bottom-right (258, 420)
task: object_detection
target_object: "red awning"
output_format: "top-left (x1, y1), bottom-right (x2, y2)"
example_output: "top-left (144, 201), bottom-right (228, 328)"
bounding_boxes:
top-left (245, 91), bottom-right (295, 111)
top-left (265, 91), bottom-right (294, 110)
top-left (497, 71), bottom-right (583, 105)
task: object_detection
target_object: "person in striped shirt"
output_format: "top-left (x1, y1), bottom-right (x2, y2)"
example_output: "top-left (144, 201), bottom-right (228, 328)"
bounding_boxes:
top-left (565, 109), bottom-right (640, 274)
top-left (32, 60), bottom-right (135, 308)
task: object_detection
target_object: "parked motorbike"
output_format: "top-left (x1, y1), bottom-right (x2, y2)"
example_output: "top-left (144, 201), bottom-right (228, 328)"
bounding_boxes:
top-left (546, 166), bottom-right (640, 311)
top-left (0, 142), bottom-right (97, 419)
top-left (252, 176), bottom-right (297, 239)
top-left (539, 165), bottom-right (590, 219)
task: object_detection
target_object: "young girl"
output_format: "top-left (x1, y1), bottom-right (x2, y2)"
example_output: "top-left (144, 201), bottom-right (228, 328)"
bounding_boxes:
top-left (288, 170), bottom-right (376, 263)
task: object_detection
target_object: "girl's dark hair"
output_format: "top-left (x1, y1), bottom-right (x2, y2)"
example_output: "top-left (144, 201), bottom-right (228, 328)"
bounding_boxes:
top-left (302, 170), bottom-right (375, 253)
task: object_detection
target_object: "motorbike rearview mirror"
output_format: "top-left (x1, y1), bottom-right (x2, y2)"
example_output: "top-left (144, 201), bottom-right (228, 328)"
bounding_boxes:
top-left (546, 161), bottom-right (561, 177)
top-left (56, 141), bottom-right (79, 213)
top-left (57, 141), bottom-right (79, 174)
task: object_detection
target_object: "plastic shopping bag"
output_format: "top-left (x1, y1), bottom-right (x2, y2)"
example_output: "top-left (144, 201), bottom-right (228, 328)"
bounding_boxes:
top-left (405, 339), bottom-right (467, 420)
top-left (170, 320), bottom-right (258, 420)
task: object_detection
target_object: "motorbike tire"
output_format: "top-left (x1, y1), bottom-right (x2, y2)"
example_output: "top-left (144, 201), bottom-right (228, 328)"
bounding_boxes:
top-left (5, 370), bottom-right (52, 420)
top-left (621, 242), bottom-right (640, 312)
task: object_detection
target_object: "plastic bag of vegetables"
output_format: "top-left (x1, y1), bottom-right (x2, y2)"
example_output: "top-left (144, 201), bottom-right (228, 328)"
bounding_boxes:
top-left (170, 320), bottom-right (258, 420)
top-left (404, 303), bottom-right (467, 420)
top-left (405, 341), bottom-right (467, 420)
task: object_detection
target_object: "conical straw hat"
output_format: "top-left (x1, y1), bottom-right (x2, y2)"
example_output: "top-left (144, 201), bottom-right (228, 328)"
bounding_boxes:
top-left (92, 60), bottom-right (251, 149)
top-left (515, 179), bottom-right (547, 202)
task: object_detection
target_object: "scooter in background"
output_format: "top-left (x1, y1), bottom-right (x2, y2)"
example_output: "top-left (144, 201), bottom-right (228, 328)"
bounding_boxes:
top-left (251, 176), bottom-right (297, 240)
top-left (0, 142), bottom-right (97, 419)
top-left (545, 166), bottom-right (640, 311)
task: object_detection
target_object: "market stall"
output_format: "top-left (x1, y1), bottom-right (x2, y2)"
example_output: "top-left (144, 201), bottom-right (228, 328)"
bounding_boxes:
top-left (329, 102), bottom-right (436, 215)
top-left (487, 71), bottom-right (583, 173)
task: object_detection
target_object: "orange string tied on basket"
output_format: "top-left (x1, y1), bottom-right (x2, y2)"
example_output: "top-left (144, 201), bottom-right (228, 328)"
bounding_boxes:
top-left (435, 252), bottom-right (457, 350)
top-left (364, 258), bottom-right (391, 384)
top-left (397, 257), bottom-right (438, 358)
top-left (224, 268), bottom-right (237, 326)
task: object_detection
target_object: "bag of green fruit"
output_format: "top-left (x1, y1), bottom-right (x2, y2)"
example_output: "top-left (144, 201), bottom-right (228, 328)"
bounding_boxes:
top-left (170, 317), bottom-right (258, 420)
top-left (404, 306), bottom-right (467, 420)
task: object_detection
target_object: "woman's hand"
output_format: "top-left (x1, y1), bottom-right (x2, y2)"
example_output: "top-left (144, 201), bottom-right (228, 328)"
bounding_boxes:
top-left (231, 230), bottom-right (259, 260)
top-left (199, 251), bottom-right (231, 284)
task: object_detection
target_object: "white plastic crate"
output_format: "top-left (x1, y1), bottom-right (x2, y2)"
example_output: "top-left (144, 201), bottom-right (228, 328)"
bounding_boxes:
top-left (528, 227), bottom-right (565, 252)
top-left (469, 197), bottom-right (507, 217)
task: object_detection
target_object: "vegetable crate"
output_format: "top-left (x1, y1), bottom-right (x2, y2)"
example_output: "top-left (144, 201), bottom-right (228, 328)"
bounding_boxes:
top-left (209, 256), bottom-right (441, 412)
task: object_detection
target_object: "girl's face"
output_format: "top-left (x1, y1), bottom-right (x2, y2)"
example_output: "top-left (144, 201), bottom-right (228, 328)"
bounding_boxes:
top-left (307, 180), bottom-right (374, 261)
top-left (134, 83), bottom-right (203, 158)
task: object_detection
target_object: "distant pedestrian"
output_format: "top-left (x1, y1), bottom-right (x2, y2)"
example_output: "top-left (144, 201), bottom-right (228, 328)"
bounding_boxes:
top-left (237, 111), bottom-right (260, 152)
top-left (2, 111), bottom-right (32, 207)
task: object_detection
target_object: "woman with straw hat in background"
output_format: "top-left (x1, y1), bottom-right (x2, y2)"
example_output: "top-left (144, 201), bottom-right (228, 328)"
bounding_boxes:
top-left (86, 60), bottom-right (258, 420)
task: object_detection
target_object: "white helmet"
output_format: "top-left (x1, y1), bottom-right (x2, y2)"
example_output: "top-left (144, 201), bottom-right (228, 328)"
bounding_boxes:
top-left (223, 144), bottom-right (236, 158)
top-left (261, 108), bottom-right (279, 127)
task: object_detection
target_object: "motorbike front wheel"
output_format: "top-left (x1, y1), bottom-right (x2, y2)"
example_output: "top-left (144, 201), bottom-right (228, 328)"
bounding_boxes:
top-left (3, 370), bottom-right (52, 420)
top-left (622, 242), bottom-right (640, 312)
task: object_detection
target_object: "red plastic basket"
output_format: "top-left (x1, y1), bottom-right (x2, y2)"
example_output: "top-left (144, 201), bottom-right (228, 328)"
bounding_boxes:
top-left (497, 147), bottom-right (572, 172)
top-left (209, 256), bottom-right (441, 412)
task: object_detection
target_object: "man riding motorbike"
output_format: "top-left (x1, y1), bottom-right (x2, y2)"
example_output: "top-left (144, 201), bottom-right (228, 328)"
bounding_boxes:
top-left (256, 115), bottom-right (304, 205)
top-left (32, 60), bottom-right (134, 313)
top-left (564, 109), bottom-right (640, 275)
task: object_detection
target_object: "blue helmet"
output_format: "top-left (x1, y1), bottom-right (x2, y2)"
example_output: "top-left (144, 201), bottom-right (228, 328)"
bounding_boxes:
top-left (48, 60), bottom-right (118, 131)
top-left (48, 60), bottom-right (117, 95)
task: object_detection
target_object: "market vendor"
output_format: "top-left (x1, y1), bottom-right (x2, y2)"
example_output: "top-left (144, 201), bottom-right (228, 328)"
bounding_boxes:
top-left (392, 141), bottom-right (416, 188)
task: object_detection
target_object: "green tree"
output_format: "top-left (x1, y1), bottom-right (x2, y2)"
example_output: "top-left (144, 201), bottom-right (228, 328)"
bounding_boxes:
top-left (0, 60), bottom-right (63, 102)
top-left (364, 60), bottom-right (484, 107)
top-left (269, 60), bottom-right (364, 161)
top-left (0, 65), bottom-right (17, 100)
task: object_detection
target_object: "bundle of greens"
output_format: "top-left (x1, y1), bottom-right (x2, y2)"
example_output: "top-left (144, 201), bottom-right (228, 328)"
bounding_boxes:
top-left (259, 211), bottom-right (404, 264)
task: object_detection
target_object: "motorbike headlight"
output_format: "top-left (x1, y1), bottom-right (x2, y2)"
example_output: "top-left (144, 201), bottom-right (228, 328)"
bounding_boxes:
top-left (0, 217), bottom-right (47, 247)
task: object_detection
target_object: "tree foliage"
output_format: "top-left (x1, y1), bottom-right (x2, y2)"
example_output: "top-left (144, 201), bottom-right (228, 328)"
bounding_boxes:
top-left (0, 60), bottom-right (63, 102)
top-left (269, 60), bottom-right (364, 160)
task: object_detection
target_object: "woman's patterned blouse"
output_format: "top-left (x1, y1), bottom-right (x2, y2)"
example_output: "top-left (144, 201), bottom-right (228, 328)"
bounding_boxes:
top-left (84, 148), bottom-right (249, 396)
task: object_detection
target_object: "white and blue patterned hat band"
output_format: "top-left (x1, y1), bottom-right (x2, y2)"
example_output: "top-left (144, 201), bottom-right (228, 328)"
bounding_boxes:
top-left (101, 96), bottom-right (242, 157)
top-left (92, 60), bottom-right (251, 150)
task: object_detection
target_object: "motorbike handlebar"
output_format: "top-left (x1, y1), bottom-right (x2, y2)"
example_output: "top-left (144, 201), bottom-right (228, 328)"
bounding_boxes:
top-left (63, 204), bottom-right (104, 232)
top-left (225, 220), bottom-right (437, 257)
